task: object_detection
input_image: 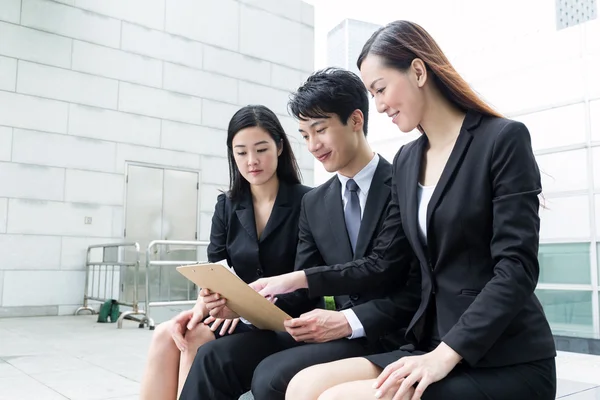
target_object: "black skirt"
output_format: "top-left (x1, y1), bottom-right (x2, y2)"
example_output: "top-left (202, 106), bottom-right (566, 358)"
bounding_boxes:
top-left (364, 350), bottom-right (556, 400)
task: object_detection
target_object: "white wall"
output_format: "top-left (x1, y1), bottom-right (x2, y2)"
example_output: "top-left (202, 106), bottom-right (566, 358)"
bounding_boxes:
top-left (0, 0), bottom-right (315, 317)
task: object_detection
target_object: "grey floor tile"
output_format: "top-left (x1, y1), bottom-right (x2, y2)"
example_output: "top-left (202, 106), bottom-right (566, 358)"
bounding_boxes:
top-left (562, 386), bottom-right (600, 399)
top-left (558, 379), bottom-right (600, 397)
top-left (0, 360), bottom-right (27, 378)
top-left (0, 375), bottom-right (68, 400)
top-left (6, 354), bottom-right (94, 375)
top-left (30, 366), bottom-right (139, 400)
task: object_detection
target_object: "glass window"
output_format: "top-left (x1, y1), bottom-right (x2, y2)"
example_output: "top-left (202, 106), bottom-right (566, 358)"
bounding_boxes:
top-left (535, 289), bottom-right (594, 338)
top-left (539, 196), bottom-right (590, 240)
top-left (535, 149), bottom-right (588, 193)
top-left (538, 243), bottom-right (591, 284)
top-left (513, 103), bottom-right (586, 151)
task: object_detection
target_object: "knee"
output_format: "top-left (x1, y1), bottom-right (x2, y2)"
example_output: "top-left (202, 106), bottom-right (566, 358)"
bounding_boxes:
top-left (151, 319), bottom-right (175, 347)
top-left (285, 365), bottom-right (321, 400)
top-left (251, 358), bottom-right (280, 399)
top-left (184, 323), bottom-right (215, 347)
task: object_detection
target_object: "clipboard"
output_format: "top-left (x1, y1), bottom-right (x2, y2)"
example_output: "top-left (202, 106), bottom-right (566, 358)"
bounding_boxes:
top-left (176, 263), bottom-right (291, 332)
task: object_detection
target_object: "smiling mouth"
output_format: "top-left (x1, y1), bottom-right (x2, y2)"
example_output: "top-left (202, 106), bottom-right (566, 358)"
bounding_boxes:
top-left (390, 112), bottom-right (399, 123)
top-left (316, 152), bottom-right (331, 162)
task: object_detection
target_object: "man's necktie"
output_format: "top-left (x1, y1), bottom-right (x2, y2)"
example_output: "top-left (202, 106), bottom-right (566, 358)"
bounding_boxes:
top-left (344, 179), bottom-right (361, 254)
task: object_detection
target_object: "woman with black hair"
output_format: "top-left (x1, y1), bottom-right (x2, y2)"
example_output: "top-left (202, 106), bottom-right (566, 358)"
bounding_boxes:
top-left (140, 105), bottom-right (311, 400)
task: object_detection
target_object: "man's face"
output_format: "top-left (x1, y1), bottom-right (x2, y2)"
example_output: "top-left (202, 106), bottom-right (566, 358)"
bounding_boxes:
top-left (298, 112), bottom-right (361, 173)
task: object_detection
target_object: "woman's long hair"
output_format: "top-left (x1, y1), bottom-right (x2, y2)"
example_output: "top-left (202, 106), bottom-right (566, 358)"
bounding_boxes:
top-left (357, 20), bottom-right (502, 120)
top-left (226, 105), bottom-right (302, 201)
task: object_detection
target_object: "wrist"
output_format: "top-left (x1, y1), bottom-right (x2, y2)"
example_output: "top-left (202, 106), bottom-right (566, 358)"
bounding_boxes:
top-left (292, 271), bottom-right (308, 290)
top-left (337, 312), bottom-right (352, 337)
top-left (436, 342), bottom-right (462, 368)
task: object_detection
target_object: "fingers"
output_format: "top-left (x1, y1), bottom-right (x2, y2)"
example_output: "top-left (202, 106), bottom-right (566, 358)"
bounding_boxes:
top-left (283, 317), bottom-right (307, 329)
top-left (411, 375), bottom-right (431, 400)
top-left (228, 318), bottom-right (239, 334)
top-left (187, 311), bottom-right (203, 330)
top-left (290, 333), bottom-right (318, 342)
top-left (209, 318), bottom-right (224, 332)
top-left (286, 325), bottom-right (312, 338)
top-left (170, 323), bottom-right (187, 352)
top-left (219, 319), bottom-right (232, 336)
top-left (206, 299), bottom-right (227, 313)
top-left (377, 364), bottom-right (411, 398)
top-left (393, 371), bottom-right (419, 400)
top-left (374, 359), bottom-right (405, 390)
top-left (258, 287), bottom-right (274, 298)
top-left (203, 292), bottom-right (222, 303)
top-left (199, 288), bottom-right (211, 297)
top-left (249, 279), bottom-right (266, 292)
top-left (209, 305), bottom-right (226, 318)
top-left (392, 386), bottom-right (415, 400)
top-left (203, 316), bottom-right (216, 325)
top-left (173, 310), bottom-right (192, 326)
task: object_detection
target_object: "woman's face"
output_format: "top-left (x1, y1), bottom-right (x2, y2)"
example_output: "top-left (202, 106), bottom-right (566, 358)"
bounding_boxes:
top-left (360, 54), bottom-right (426, 133)
top-left (231, 126), bottom-right (282, 186)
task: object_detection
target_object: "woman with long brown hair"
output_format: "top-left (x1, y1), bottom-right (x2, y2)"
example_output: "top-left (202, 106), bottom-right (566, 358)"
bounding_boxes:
top-left (252, 20), bottom-right (557, 399)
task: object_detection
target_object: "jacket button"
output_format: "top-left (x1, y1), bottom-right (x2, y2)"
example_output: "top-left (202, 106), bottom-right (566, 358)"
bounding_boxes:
top-left (256, 269), bottom-right (263, 277)
top-left (350, 294), bottom-right (360, 302)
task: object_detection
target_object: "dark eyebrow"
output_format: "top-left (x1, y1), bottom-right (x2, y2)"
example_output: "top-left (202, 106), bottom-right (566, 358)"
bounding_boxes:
top-left (298, 120), bottom-right (325, 133)
top-left (234, 140), bottom-right (269, 148)
top-left (369, 78), bottom-right (383, 89)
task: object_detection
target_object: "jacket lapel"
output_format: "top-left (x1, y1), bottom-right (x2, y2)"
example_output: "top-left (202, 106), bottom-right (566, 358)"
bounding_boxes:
top-left (354, 158), bottom-right (391, 259)
top-left (405, 137), bottom-right (429, 266)
top-left (259, 182), bottom-right (292, 243)
top-left (235, 192), bottom-right (258, 242)
top-left (425, 113), bottom-right (479, 241)
top-left (324, 178), bottom-right (354, 261)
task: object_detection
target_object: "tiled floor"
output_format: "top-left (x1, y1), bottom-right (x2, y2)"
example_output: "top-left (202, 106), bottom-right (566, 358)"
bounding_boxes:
top-left (0, 315), bottom-right (599, 399)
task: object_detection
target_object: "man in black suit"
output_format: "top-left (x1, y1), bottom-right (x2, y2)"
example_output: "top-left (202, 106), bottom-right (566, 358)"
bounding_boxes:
top-left (179, 68), bottom-right (420, 400)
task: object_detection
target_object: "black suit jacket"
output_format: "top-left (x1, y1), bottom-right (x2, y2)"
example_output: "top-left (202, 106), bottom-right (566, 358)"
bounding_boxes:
top-left (281, 156), bottom-right (420, 347)
top-left (304, 111), bottom-right (556, 368)
top-left (207, 182), bottom-right (312, 285)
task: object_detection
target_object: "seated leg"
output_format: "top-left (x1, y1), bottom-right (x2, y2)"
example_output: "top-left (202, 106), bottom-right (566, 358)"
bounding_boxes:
top-left (179, 330), bottom-right (296, 400)
top-left (251, 339), bottom-right (371, 400)
top-left (285, 357), bottom-right (381, 400)
top-left (140, 320), bottom-right (181, 400)
top-left (177, 323), bottom-right (217, 398)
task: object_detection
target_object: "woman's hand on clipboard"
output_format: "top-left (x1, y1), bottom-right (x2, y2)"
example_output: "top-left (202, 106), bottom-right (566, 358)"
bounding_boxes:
top-left (201, 288), bottom-right (240, 319)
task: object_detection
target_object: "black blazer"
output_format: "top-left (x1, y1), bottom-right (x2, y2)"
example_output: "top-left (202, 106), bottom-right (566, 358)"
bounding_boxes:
top-left (207, 181), bottom-right (312, 285)
top-left (282, 156), bottom-right (420, 347)
top-left (304, 111), bottom-right (556, 368)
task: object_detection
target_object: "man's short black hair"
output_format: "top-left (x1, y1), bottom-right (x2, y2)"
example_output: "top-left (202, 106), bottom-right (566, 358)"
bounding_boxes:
top-left (288, 67), bottom-right (369, 136)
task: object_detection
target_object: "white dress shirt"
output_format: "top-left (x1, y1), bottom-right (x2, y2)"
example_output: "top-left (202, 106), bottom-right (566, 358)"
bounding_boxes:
top-left (417, 183), bottom-right (435, 242)
top-left (336, 153), bottom-right (380, 339)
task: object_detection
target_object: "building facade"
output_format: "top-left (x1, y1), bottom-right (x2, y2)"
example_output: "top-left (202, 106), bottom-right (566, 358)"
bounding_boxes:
top-left (0, 0), bottom-right (315, 318)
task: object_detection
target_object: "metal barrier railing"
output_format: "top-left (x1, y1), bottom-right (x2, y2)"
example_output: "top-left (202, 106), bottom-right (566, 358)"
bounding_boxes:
top-left (144, 239), bottom-right (210, 330)
top-left (75, 242), bottom-right (147, 329)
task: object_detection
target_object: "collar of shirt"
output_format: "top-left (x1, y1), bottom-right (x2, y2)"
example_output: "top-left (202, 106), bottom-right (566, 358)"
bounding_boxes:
top-left (337, 153), bottom-right (380, 213)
